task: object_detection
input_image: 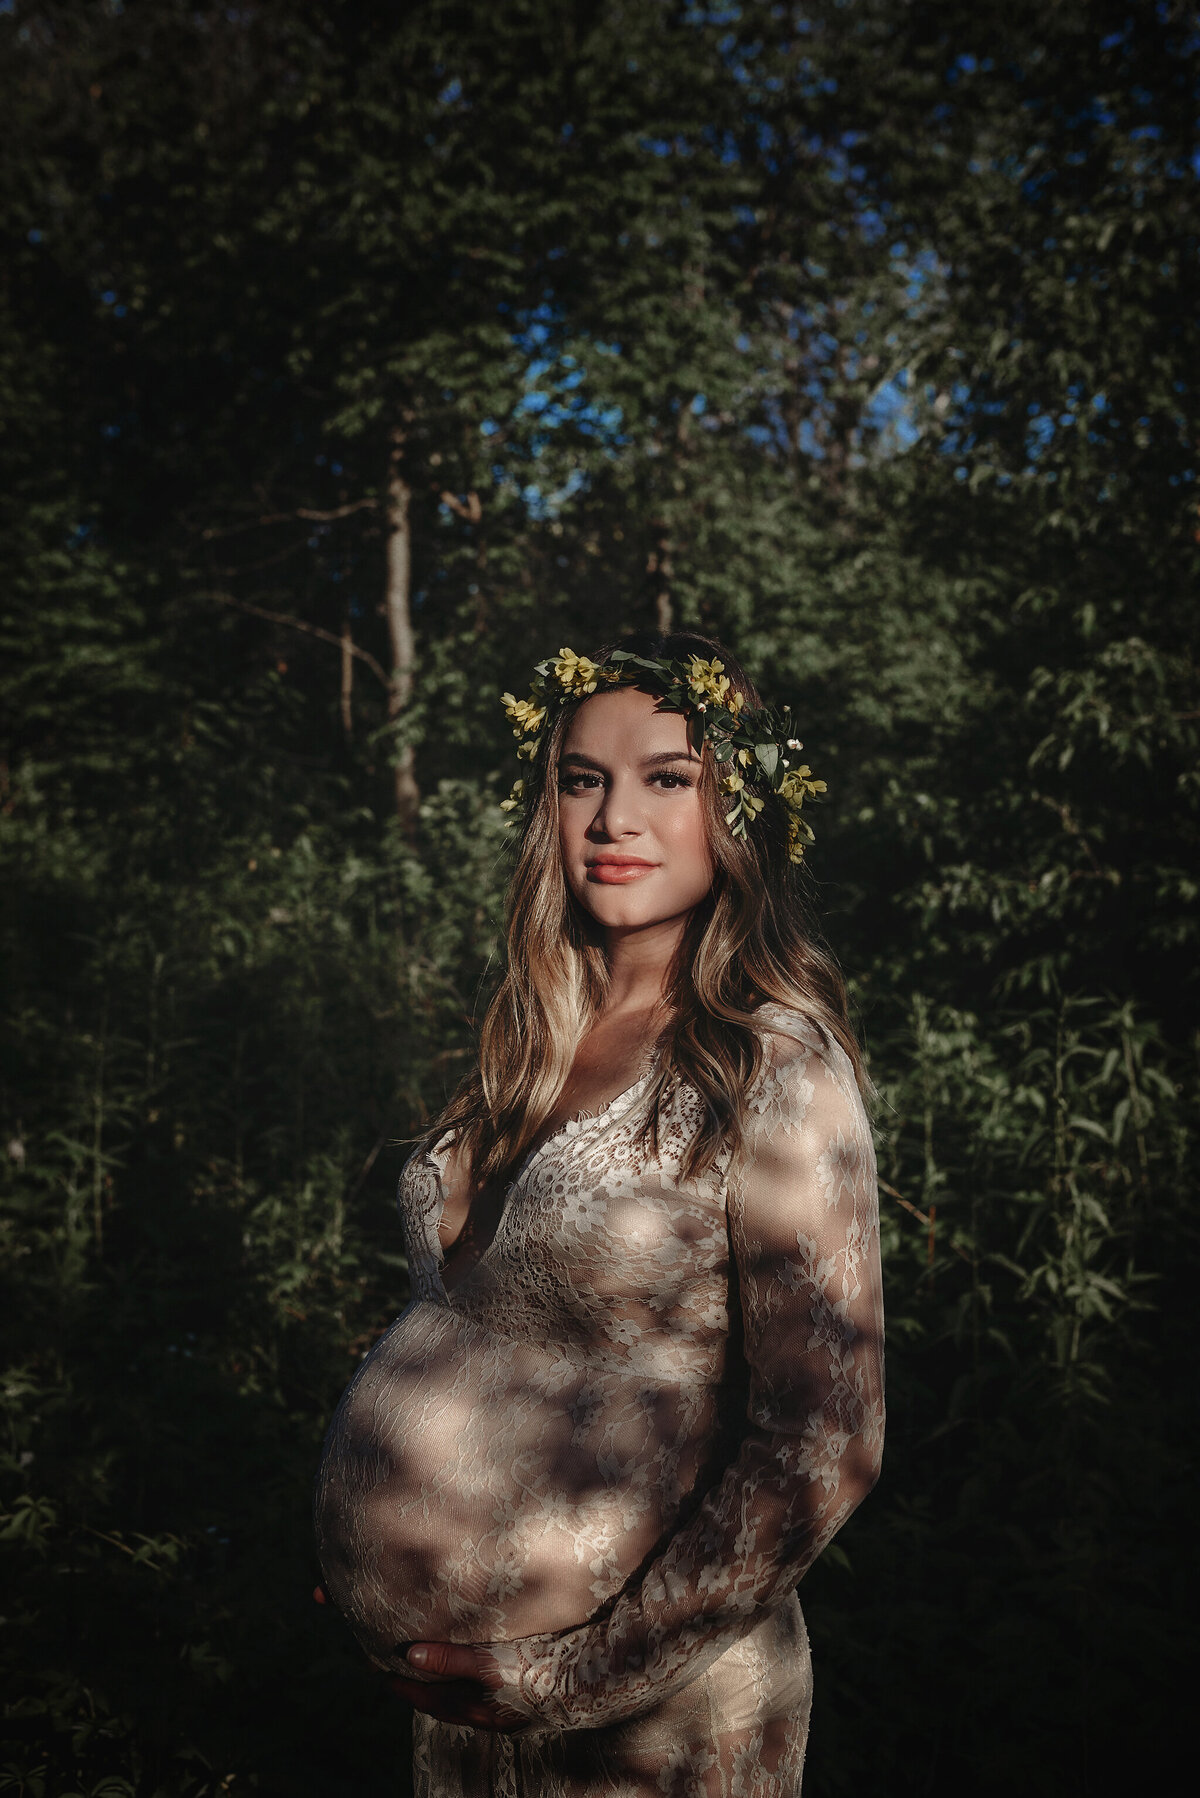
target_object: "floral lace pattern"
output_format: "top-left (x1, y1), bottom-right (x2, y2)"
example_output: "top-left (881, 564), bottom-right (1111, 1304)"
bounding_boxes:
top-left (313, 1006), bottom-right (884, 1794)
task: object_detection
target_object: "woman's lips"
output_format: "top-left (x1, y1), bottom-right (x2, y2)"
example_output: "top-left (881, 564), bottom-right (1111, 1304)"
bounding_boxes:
top-left (586, 859), bottom-right (658, 885)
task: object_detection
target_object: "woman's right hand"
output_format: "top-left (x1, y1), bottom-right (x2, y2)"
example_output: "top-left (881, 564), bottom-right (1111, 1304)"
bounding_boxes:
top-left (391, 1642), bottom-right (529, 1734)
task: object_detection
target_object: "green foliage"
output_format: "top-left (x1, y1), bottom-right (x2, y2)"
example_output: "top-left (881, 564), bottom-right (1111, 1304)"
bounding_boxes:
top-left (1, 1), bottom-right (1196, 1792)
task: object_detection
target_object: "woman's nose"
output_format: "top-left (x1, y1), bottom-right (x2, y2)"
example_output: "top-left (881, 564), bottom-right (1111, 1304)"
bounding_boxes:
top-left (590, 776), bottom-right (644, 837)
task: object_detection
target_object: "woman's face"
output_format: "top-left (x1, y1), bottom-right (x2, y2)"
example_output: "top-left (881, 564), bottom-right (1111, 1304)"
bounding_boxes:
top-left (557, 686), bottom-right (714, 936)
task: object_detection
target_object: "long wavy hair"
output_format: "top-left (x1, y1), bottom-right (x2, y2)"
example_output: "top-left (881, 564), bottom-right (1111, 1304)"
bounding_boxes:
top-left (428, 630), bottom-right (864, 1189)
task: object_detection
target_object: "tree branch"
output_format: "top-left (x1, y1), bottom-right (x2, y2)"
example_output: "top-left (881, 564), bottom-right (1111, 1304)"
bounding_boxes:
top-left (879, 1179), bottom-right (974, 1265)
top-left (201, 590), bottom-right (390, 689)
top-left (200, 498), bottom-right (379, 540)
top-left (438, 489), bottom-right (483, 524)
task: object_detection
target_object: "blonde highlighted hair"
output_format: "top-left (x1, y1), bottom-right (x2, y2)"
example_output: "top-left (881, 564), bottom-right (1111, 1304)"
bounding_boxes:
top-left (429, 631), bottom-right (864, 1189)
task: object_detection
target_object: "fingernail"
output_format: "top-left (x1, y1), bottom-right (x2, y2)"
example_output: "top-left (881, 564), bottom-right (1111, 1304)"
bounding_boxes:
top-left (407, 1645), bottom-right (428, 1668)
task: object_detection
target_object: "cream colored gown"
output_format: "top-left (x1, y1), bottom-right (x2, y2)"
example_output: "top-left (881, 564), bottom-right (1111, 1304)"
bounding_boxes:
top-left (314, 1006), bottom-right (885, 1797)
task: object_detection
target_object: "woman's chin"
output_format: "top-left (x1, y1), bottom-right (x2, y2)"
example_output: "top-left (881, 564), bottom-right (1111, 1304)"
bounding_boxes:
top-left (578, 895), bottom-right (695, 935)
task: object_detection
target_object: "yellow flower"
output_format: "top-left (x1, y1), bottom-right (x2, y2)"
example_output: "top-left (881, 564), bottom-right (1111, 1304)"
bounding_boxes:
top-left (779, 768), bottom-right (827, 806)
top-left (737, 747), bottom-right (752, 768)
top-left (552, 647), bottom-right (600, 695)
top-left (786, 809), bottom-right (815, 862)
top-left (501, 690), bottom-right (548, 737)
top-left (499, 778), bottom-right (526, 815)
top-left (721, 771), bottom-right (744, 793)
top-left (686, 655), bottom-right (731, 706)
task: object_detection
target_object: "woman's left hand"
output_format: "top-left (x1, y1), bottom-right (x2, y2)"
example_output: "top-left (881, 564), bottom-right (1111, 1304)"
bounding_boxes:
top-left (391, 1642), bottom-right (528, 1734)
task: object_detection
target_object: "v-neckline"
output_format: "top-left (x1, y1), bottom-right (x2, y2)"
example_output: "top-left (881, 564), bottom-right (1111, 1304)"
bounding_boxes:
top-left (505, 1066), bottom-right (655, 1195)
top-left (422, 1064), bottom-right (655, 1248)
top-left (425, 1071), bottom-right (654, 1302)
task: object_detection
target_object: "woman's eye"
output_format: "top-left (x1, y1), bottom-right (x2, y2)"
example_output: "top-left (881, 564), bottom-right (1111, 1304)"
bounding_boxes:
top-left (559, 770), bottom-right (693, 794)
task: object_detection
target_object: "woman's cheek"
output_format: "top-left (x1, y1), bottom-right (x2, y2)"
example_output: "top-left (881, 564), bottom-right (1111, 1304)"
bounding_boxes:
top-left (667, 802), bottom-right (712, 895)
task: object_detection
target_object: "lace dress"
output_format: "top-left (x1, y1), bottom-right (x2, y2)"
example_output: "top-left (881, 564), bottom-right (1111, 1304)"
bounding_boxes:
top-left (314, 1006), bottom-right (885, 1797)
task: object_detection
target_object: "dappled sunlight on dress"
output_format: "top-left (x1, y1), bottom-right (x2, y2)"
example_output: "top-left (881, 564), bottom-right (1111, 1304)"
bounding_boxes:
top-left (313, 1006), bottom-right (884, 1796)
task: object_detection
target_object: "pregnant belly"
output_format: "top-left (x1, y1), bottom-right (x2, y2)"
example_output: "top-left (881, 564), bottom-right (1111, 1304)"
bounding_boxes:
top-left (314, 1299), bottom-right (706, 1668)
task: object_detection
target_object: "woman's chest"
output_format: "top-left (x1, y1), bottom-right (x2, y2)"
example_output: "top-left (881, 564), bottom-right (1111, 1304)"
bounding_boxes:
top-left (399, 1111), bottom-right (733, 1351)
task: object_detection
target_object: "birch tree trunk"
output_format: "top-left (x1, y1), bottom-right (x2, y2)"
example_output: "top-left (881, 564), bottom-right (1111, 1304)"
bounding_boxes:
top-left (648, 522), bottom-right (673, 633)
top-left (384, 428), bottom-right (421, 830)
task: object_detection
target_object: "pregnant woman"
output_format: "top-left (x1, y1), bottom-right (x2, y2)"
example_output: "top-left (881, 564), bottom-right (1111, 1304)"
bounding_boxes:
top-left (314, 632), bottom-right (885, 1796)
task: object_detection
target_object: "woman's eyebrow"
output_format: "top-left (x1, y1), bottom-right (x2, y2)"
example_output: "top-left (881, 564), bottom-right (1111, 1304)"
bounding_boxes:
top-left (560, 749), bottom-right (699, 771)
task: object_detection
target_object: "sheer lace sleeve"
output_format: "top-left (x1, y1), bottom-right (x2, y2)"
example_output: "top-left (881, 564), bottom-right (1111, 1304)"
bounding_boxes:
top-left (485, 1021), bottom-right (885, 1731)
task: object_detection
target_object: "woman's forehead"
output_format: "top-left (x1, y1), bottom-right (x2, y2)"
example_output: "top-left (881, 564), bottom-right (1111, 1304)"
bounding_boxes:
top-left (562, 687), bottom-right (697, 757)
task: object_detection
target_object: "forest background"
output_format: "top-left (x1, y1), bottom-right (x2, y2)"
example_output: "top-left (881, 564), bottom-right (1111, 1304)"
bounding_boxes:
top-left (1, 1), bottom-right (1197, 1794)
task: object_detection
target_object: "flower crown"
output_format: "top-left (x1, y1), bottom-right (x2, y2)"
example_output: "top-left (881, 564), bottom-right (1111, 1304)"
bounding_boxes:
top-left (499, 647), bottom-right (826, 863)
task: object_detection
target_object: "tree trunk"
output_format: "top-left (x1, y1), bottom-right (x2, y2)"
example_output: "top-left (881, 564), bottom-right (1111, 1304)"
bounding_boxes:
top-left (384, 429), bottom-right (421, 830)
top-left (648, 522), bottom-right (674, 633)
top-left (339, 605), bottom-right (354, 743)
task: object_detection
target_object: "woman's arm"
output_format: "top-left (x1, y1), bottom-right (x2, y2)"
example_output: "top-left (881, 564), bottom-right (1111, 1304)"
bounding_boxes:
top-left (467, 1027), bottom-right (886, 1731)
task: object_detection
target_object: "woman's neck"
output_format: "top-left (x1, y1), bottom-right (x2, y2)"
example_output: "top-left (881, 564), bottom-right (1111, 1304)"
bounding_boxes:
top-left (600, 913), bottom-right (689, 1016)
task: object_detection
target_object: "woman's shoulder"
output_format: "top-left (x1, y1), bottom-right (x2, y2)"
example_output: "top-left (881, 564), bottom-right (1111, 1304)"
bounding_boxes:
top-left (399, 1126), bottom-right (459, 1188)
top-left (746, 1002), bottom-right (868, 1130)
top-left (749, 1000), bottom-right (840, 1068)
